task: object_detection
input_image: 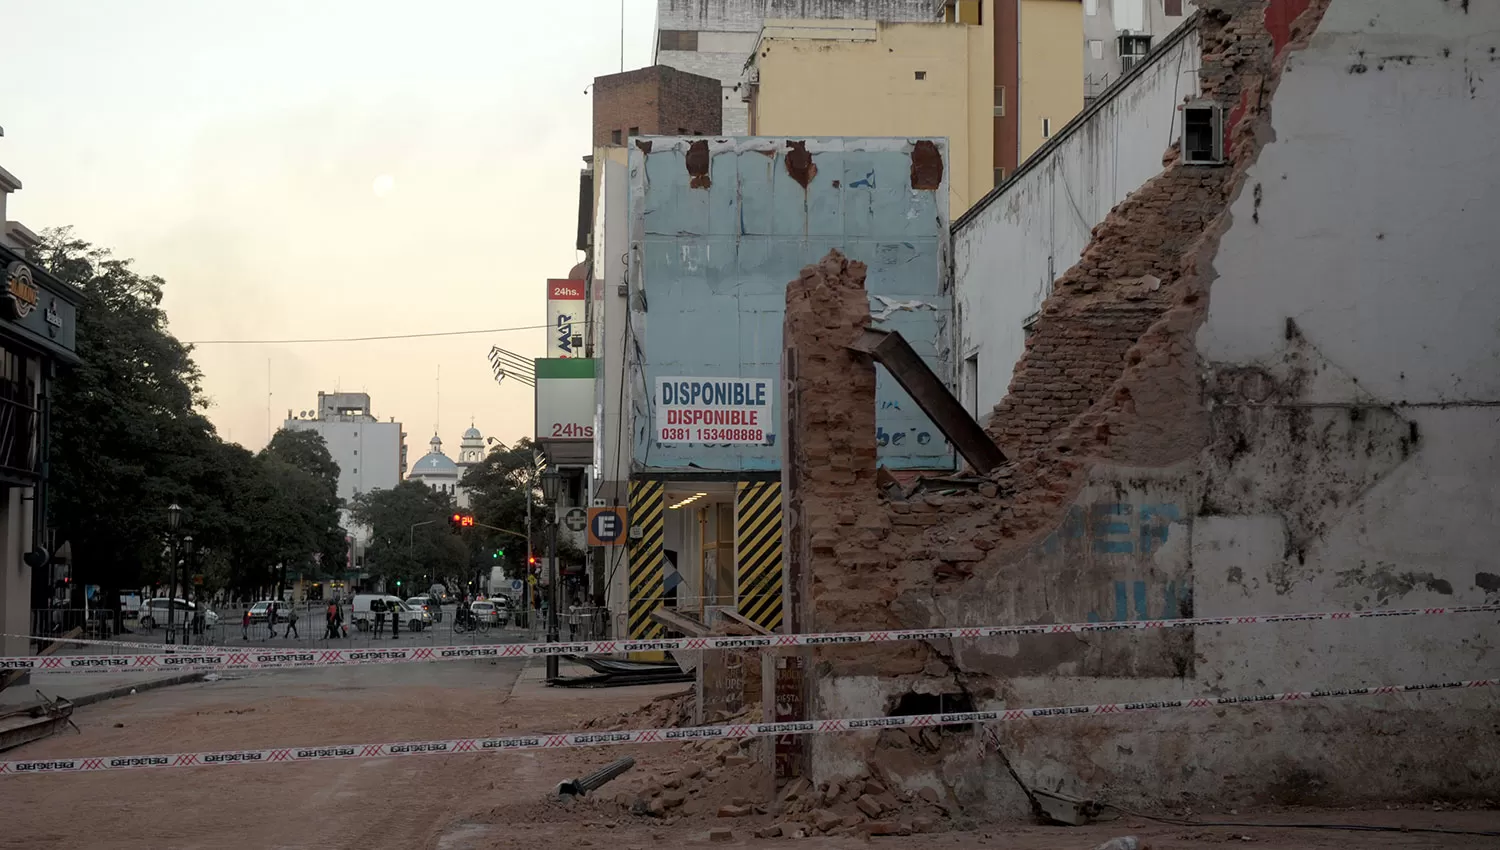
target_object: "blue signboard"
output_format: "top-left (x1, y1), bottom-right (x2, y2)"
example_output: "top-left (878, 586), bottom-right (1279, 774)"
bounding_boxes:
top-left (630, 138), bottom-right (954, 472)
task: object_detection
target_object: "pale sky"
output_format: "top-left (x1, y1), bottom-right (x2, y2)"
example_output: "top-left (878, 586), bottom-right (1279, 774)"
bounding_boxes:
top-left (0, 0), bottom-right (657, 452)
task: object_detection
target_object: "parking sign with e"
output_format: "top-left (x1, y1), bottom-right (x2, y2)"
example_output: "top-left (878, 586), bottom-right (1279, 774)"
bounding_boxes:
top-left (587, 507), bottom-right (626, 546)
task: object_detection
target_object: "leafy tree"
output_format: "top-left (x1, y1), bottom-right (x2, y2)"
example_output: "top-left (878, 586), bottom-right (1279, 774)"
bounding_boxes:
top-left (260, 428), bottom-right (345, 585)
top-left (349, 481), bottom-right (466, 589)
top-left (461, 439), bottom-right (542, 580)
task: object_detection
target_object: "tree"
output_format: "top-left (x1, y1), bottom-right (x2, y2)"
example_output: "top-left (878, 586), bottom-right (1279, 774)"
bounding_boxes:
top-left (460, 439), bottom-right (542, 580)
top-left (38, 228), bottom-right (213, 596)
top-left (349, 481), bottom-right (466, 589)
top-left (260, 428), bottom-right (345, 585)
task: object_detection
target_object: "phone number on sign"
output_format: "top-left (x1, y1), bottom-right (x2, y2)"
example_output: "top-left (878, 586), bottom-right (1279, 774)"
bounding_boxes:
top-left (658, 427), bottom-right (765, 444)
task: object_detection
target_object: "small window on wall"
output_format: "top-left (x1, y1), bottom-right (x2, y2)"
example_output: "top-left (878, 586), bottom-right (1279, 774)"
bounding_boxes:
top-left (993, 167), bottom-right (1006, 187)
top-left (914, 70), bottom-right (927, 81)
top-left (611, 129), bottom-right (621, 145)
top-left (993, 85), bottom-right (1005, 117)
top-left (1043, 118), bottom-right (1052, 139)
top-left (1083, 0), bottom-right (1098, 15)
top-left (1165, 0), bottom-right (1184, 16)
top-left (628, 126), bottom-right (639, 138)
top-left (1089, 39), bottom-right (1104, 60)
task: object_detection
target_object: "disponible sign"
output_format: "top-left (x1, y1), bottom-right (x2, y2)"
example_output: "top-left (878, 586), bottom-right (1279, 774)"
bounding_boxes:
top-left (547, 279), bottom-right (584, 358)
top-left (655, 377), bottom-right (772, 445)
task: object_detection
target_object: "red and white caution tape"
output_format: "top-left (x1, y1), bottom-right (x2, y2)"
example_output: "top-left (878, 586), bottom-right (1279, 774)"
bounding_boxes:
top-left (4, 604), bottom-right (1497, 676)
top-left (0, 677), bottom-right (1492, 777)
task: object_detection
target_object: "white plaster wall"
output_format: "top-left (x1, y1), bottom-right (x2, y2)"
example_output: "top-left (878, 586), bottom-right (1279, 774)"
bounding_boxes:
top-left (954, 27), bottom-right (1198, 421)
top-left (0, 488), bottom-right (31, 660)
top-left (595, 156), bottom-right (634, 630)
top-left (285, 418), bottom-right (402, 503)
top-left (1192, 0), bottom-right (1500, 693)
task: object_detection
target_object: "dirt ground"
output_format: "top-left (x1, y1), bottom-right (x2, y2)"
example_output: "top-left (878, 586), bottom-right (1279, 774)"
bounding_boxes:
top-left (3, 661), bottom-right (1497, 850)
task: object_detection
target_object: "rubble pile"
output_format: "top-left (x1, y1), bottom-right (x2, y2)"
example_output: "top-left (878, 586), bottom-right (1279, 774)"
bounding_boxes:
top-left (580, 688), bottom-right (694, 731)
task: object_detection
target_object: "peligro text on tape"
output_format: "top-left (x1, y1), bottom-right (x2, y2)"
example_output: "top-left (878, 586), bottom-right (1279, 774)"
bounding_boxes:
top-left (4, 604), bottom-right (1497, 675)
top-left (1, 678), bottom-right (1492, 776)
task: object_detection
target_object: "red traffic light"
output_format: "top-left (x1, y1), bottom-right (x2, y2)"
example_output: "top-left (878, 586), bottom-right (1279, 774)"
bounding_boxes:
top-left (448, 513), bottom-right (475, 529)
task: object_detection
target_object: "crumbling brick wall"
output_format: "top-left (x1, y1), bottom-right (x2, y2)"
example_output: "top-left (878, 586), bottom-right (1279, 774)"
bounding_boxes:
top-left (781, 0), bottom-right (1349, 810)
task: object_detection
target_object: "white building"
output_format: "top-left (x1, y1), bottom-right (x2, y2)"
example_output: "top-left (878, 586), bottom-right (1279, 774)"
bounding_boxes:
top-left (654, 0), bottom-right (939, 135)
top-left (283, 392), bottom-right (405, 504)
top-left (1081, 0), bottom-right (1195, 103)
top-left (408, 425), bottom-right (488, 507)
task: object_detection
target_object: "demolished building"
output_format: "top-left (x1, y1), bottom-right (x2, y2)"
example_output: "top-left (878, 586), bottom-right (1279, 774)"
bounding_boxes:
top-left (781, 0), bottom-right (1500, 812)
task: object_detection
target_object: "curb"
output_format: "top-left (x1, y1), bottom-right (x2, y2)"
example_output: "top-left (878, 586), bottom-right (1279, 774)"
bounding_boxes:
top-left (67, 672), bottom-right (208, 709)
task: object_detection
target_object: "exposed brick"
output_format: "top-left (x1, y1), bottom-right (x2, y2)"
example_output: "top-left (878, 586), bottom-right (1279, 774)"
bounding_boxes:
top-left (592, 65), bottom-right (721, 148)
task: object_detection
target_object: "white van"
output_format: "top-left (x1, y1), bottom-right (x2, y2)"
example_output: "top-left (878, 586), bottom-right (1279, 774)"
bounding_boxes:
top-left (350, 594), bottom-right (430, 632)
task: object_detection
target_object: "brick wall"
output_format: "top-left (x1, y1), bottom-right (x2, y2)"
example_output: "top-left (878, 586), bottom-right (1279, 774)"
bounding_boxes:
top-left (592, 65), bottom-right (722, 148)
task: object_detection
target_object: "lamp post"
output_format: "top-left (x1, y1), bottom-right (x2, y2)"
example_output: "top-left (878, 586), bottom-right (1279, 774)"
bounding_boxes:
top-left (181, 535), bottom-right (194, 645)
top-left (165, 503), bottom-right (182, 645)
top-left (540, 469), bottom-right (561, 681)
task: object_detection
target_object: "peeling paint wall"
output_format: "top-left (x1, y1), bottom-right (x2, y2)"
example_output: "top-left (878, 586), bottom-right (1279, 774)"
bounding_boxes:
top-left (629, 137), bottom-right (955, 472)
top-left (786, 0), bottom-right (1500, 812)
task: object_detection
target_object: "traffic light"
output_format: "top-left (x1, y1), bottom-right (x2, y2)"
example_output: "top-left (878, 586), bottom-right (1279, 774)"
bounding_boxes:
top-left (493, 549), bottom-right (503, 559)
top-left (448, 513), bottom-right (475, 531)
top-left (527, 554), bottom-right (538, 574)
top-left (395, 579), bottom-right (402, 587)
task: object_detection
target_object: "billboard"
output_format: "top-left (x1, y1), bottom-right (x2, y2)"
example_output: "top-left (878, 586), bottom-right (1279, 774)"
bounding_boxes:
top-left (535, 359), bottom-right (595, 441)
top-left (547, 279), bottom-right (585, 358)
top-left (629, 137), bottom-right (954, 471)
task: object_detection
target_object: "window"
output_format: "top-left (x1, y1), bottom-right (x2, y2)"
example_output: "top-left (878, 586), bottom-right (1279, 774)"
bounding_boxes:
top-left (1119, 33), bottom-right (1152, 72)
top-left (628, 126), bottom-right (639, 137)
top-left (1181, 101), bottom-right (1225, 165)
top-left (659, 30), bottom-right (698, 52)
top-left (1043, 118), bottom-right (1052, 138)
top-left (677, 127), bottom-right (687, 134)
top-left (1083, 0), bottom-right (1097, 14)
top-left (610, 129), bottom-right (621, 145)
top-left (993, 167), bottom-right (1006, 187)
top-left (1164, 0), bottom-right (1184, 16)
top-left (953, 0), bottom-right (981, 25)
top-left (993, 85), bottom-right (1006, 117)
top-left (914, 70), bottom-right (926, 81)
top-left (1089, 39), bottom-right (1104, 60)
top-left (353, 449), bottom-right (358, 456)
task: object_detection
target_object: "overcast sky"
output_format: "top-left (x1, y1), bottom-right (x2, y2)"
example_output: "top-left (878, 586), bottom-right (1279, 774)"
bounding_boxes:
top-left (1, 0), bottom-right (656, 452)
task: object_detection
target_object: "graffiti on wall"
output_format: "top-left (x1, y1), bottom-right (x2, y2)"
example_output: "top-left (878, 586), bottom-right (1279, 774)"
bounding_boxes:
top-left (1031, 500), bottom-right (1190, 623)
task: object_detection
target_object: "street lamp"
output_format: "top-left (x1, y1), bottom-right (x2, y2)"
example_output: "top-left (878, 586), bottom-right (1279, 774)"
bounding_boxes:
top-left (182, 535), bottom-right (194, 644)
top-left (539, 469), bottom-right (562, 680)
top-left (165, 504), bottom-right (182, 645)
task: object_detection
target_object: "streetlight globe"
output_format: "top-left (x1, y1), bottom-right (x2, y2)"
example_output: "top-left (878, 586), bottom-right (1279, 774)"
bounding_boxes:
top-left (167, 503), bottom-right (183, 532)
top-left (182, 535), bottom-right (194, 555)
top-left (540, 469), bottom-right (561, 505)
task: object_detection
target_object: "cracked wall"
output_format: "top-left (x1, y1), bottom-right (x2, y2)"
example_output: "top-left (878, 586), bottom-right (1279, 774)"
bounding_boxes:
top-left (783, 0), bottom-right (1500, 812)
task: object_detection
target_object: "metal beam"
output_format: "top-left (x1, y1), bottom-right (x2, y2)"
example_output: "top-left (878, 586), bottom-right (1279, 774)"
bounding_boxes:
top-left (847, 328), bottom-right (1007, 474)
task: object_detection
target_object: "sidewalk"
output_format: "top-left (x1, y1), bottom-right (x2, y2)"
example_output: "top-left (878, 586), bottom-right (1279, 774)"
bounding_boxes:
top-left (0, 668), bottom-right (206, 711)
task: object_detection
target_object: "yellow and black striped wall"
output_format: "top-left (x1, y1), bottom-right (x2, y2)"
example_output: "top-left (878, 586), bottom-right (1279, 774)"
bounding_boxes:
top-left (624, 475), bottom-right (785, 636)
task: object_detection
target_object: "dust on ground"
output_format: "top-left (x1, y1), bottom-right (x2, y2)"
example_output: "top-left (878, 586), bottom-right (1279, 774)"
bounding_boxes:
top-left (2, 662), bottom-right (1497, 850)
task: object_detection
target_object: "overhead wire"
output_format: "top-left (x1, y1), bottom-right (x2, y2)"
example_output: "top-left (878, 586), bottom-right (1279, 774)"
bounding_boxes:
top-left (185, 324), bottom-right (552, 345)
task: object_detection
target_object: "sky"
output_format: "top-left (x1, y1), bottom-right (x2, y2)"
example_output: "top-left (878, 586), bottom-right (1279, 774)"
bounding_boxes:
top-left (0, 0), bottom-right (657, 452)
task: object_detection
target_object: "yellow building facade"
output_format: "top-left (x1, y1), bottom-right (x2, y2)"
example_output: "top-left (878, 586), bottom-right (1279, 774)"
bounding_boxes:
top-left (748, 0), bottom-right (1084, 217)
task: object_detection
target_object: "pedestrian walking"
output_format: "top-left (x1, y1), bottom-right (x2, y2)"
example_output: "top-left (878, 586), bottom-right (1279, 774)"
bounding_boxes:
top-left (242, 609), bottom-right (250, 641)
top-left (267, 603), bottom-right (278, 639)
top-left (391, 605), bottom-right (400, 639)
top-left (285, 605), bottom-right (299, 639)
top-left (325, 601), bottom-right (339, 640)
top-left (568, 604), bottom-right (580, 641)
top-left (374, 603), bottom-right (386, 637)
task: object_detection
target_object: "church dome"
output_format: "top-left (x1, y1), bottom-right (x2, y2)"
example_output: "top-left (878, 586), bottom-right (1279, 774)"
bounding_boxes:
top-left (409, 434), bottom-right (459, 478)
top-left (463, 426), bottom-right (482, 440)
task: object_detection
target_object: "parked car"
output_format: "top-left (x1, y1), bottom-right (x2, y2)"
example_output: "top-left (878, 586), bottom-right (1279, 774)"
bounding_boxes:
top-left (351, 594), bottom-right (432, 632)
top-left (406, 595), bottom-right (442, 623)
top-left (139, 598), bottom-right (219, 630)
top-left (470, 600), bottom-right (508, 627)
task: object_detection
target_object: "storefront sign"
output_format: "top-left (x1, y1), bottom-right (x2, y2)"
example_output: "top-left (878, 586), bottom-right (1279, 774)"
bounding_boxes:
top-left (535, 358), bottom-right (596, 441)
top-left (655, 377), bottom-right (773, 445)
top-left (3, 261), bottom-right (39, 321)
top-left (547, 279), bottom-right (585, 358)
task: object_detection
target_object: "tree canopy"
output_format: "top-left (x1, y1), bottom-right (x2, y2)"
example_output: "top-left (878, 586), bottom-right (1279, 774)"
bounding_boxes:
top-left (348, 481), bottom-right (466, 592)
top-left (38, 228), bottom-right (346, 599)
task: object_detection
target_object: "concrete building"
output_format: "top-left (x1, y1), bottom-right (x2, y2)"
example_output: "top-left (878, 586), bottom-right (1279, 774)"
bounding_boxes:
top-left (0, 156), bottom-right (82, 666)
top-left (586, 137), bottom-right (953, 647)
top-left (283, 392), bottom-right (405, 505)
top-left (743, 1), bottom-right (1084, 216)
top-left (1082, 0), bottom-right (1196, 102)
top-left (654, 0), bottom-right (939, 135)
top-left (592, 65), bottom-right (723, 148)
top-left (783, 0), bottom-right (1500, 812)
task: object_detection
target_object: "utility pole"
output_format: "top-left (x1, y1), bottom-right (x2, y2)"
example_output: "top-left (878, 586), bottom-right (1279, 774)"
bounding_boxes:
top-left (547, 510), bottom-right (561, 681)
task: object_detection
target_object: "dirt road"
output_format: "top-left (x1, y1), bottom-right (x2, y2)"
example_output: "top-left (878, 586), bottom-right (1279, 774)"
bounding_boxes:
top-left (3, 661), bottom-right (1496, 850)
